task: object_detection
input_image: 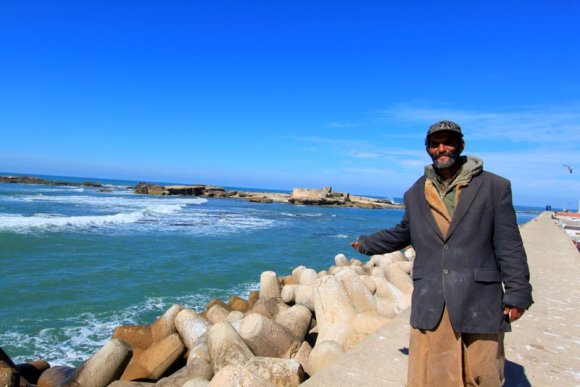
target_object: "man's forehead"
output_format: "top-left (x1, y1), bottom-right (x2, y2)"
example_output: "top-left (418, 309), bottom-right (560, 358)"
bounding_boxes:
top-left (428, 132), bottom-right (458, 141)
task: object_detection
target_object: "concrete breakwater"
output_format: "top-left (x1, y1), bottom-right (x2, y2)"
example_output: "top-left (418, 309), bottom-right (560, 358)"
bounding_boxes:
top-left (0, 248), bottom-right (415, 386)
top-left (135, 183), bottom-right (404, 209)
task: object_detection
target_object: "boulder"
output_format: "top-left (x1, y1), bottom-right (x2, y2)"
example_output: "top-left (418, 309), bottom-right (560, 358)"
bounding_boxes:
top-left (275, 305), bottom-right (312, 342)
top-left (75, 339), bottom-right (132, 387)
top-left (239, 313), bottom-right (295, 358)
top-left (112, 325), bottom-right (153, 350)
top-left (121, 333), bottom-right (185, 381)
top-left (0, 361), bottom-right (18, 387)
top-left (259, 271), bottom-right (281, 300)
top-left (207, 322), bottom-right (254, 373)
top-left (37, 366), bottom-right (76, 387)
top-left (175, 309), bottom-right (210, 351)
top-left (151, 304), bottom-right (184, 342)
top-left (155, 358), bottom-right (213, 386)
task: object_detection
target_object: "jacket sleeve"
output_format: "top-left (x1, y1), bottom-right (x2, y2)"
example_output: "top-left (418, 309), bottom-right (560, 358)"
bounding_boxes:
top-left (494, 180), bottom-right (534, 309)
top-left (357, 209), bottom-right (412, 255)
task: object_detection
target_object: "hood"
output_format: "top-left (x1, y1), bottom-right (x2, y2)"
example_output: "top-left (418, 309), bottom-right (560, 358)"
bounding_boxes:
top-left (424, 155), bottom-right (483, 192)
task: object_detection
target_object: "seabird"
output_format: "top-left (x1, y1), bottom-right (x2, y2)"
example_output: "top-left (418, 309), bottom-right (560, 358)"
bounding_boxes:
top-left (563, 165), bottom-right (573, 174)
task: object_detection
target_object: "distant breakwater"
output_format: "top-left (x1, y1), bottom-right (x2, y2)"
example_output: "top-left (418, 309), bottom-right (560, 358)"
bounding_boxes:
top-left (0, 176), bottom-right (404, 209)
top-left (0, 248), bottom-right (415, 386)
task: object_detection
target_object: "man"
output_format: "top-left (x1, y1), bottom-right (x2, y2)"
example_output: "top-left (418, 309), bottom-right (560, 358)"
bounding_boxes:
top-left (351, 121), bottom-right (533, 386)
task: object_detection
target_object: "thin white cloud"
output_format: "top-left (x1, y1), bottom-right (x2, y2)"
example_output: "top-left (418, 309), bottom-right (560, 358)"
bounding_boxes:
top-left (379, 102), bottom-right (580, 145)
top-left (325, 121), bottom-right (358, 128)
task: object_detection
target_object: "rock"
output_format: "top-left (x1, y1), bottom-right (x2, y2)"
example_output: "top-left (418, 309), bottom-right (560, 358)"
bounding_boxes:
top-left (112, 325), bottom-right (153, 350)
top-left (243, 357), bottom-right (304, 386)
top-left (183, 377), bottom-right (210, 387)
top-left (226, 310), bottom-right (244, 322)
top-left (259, 271), bottom-right (281, 300)
top-left (121, 333), bottom-right (185, 381)
top-left (108, 382), bottom-right (154, 386)
top-left (206, 303), bottom-right (230, 324)
top-left (291, 266), bottom-right (306, 283)
top-left (294, 285), bottom-right (315, 311)
top-left (239, 313), bottom-right (295, 358)
top-left (334, 253), bottom-right (349, 267)
top-left (281, 284), bottom-right (297, 304)
top-left (308, 340), bottom-right (344, 375)
top-left (155, 358), bottom-right (213, 386)
top-left (75, 339), bottom-right (132, 387)
top-left (151, 304), bottom-right (184, 342)
top-left (208, 364), bottom-right (269, 387)
top-left (292, 341), bottom-right (313, 377)
top-left (313, 276), bottom-right (356, 345)
top-left (335, 267), bottom-right (377, 313)
top-left (175, 309), bottom-right (210, 351)
top-left (359, 274), bottom-right (377, 294)
top-left (187, 343), bottom-right (211, 364)
top-left (275, 305), bottom-right (312, 342)
top-left (298, 268), bottom-right (318, 285)
top-left (227, 295), bottom-right (249, 313)
top-left (207, 322), bottom-right (254, 373)
top-left (396, 260), bottom-right (413, 274)
top-left (16, 359), bottom-right (50, 384)
top-left (383, 262), bottom-right (413, 295)
top-left (37, 365), bottom-right (76, 387)
top-left (0, 361), bottom-right (18, 387)
top-left (248, 298), bottom-right (289, 319)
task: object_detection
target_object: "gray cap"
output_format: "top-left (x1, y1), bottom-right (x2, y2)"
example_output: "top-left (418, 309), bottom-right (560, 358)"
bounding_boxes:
top-left (426, 120), bottom-right (463, 138)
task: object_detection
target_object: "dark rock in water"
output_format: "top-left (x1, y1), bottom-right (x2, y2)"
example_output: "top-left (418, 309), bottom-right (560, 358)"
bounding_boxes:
top-left (0, 175), bottom-right (103, 188)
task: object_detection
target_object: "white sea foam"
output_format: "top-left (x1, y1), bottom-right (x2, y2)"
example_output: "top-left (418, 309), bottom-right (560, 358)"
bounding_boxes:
top-left (2, 281), bottom-right (262, 367)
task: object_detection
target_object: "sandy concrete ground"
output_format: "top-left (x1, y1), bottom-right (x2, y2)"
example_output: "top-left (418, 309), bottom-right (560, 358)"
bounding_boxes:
top-left (303, 212), bottom-right (580, 386)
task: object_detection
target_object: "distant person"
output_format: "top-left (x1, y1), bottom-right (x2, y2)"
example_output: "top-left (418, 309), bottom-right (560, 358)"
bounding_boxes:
top-left (351, 121), bottom-right (533, 386)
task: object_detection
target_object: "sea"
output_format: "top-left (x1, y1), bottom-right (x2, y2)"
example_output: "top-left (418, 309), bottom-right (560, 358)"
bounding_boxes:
top-left (0, 173), bottom-right (542, 367)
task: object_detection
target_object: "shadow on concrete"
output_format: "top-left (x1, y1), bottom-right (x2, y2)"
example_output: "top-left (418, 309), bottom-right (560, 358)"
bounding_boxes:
top-left (504, 360), bottom-right (531, 387)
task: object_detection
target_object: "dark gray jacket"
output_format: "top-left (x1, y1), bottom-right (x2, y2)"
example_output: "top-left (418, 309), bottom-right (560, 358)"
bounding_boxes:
top-left (358, 169), bottom-right (533, 333)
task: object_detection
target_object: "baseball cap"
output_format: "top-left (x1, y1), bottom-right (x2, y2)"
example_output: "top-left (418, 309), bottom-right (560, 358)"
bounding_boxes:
top-left (426, 120), bottom-right (463, 138)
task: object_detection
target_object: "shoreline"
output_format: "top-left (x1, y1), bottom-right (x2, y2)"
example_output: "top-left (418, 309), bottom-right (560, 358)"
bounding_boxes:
top-left (0, 175), bottom-right (405, 210)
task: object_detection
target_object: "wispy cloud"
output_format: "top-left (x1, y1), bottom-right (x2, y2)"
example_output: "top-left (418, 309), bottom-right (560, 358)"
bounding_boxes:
top-left (325, 121), bottom-right (359, 128)
top-left (378, 102), bottom-right (580, 145)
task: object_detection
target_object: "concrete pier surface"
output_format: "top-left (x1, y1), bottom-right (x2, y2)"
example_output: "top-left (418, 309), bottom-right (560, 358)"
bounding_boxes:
top-left (303, 212), bottom-right (580, 386)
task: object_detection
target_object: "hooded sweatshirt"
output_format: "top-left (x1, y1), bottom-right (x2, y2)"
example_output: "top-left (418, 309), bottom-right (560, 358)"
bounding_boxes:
top-left (424, 155), bottom-right (483, 221)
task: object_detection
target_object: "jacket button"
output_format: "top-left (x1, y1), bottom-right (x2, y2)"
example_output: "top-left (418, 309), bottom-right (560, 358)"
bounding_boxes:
top-left (443, 244), bottom-right (449, 250)
top-left (443, 269), bottom-right (449, 274)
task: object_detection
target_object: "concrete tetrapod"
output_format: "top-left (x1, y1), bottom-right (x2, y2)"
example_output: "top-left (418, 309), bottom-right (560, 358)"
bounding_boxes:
top-left (239, 313), bottom-right (296, 358)
top-left (275, 304), bottom-right (312, 342)
top-left (120, 333), bottom-right (185, 381)
top-left (75, 338), bottom-right (132, 387)
top-left (175, 309), bottom-right (211, 351)
top-left (151, 304), bottom-right (184, 342)
top-left (334, 267), bottom-right (377, 314)
top-left (313, 275), bottom-right (356, 345)
top-left (259, 271), bottom-right (281, 300)
top-left (207, 322), bottom-right (254, 373)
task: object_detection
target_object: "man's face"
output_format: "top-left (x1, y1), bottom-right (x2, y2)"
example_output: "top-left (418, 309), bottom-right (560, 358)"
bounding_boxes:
top-left (426, 132), bottom-right (464, 170)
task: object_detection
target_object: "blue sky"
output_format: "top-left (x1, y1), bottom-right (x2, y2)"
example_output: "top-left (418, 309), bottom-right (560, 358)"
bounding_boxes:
top-left (1, 1), bottom-right (579, 208)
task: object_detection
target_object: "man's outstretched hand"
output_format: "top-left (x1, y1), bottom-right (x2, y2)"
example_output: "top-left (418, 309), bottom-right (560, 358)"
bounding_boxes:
top-left (350, 241), bottom-right (360, 251)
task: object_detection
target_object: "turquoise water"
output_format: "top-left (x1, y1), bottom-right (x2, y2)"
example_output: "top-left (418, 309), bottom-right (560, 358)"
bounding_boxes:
top-left (0, 174), bottom-right (540, 366)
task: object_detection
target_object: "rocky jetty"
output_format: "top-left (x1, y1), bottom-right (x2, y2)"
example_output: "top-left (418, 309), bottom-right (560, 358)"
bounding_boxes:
top-left (0, 248), bottom-right (415, 386)
top-left (0, 176), bottom-right (104, 188)
top-left (135, 183), bottom-right (403, 209)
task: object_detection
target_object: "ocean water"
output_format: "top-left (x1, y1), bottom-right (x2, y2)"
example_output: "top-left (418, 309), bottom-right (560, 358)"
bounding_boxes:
top-left (0, 174), bottom-right (541, 366)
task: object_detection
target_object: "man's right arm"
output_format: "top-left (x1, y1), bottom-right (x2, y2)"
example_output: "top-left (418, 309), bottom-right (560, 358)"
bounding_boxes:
top-left (353, 210), bottom-right (412, 255)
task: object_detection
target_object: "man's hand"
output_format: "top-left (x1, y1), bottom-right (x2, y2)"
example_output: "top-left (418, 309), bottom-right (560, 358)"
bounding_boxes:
top-left (503, 305), bottom-right (525, 322)
top-left (350, 241), bottom-right (360, 251)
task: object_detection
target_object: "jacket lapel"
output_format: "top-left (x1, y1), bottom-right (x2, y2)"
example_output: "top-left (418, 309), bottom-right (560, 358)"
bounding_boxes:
top-left (446, 173), bottom-right (484, 240)
top-left (416, 177), bottom-right (445, 241)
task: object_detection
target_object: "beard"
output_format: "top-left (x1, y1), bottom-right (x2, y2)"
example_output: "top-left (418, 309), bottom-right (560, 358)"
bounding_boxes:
top-left (431, 150), bottom-right (461, 170)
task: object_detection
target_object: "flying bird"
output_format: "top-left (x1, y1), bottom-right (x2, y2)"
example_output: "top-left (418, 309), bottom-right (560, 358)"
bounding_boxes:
top-left (563, 165), bottom-right (573, 174)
